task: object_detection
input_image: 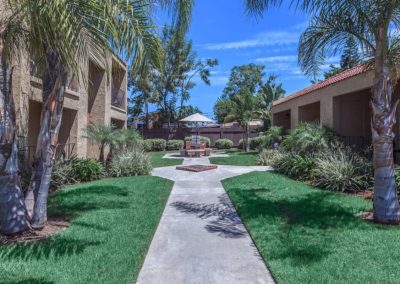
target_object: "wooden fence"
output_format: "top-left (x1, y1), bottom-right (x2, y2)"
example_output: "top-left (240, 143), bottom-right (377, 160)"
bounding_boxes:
top-left (140, 126), bottom-right (258, 147)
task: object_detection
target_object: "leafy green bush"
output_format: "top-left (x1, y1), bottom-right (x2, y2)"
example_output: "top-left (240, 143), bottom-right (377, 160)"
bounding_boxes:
top-left (313, 148), bottom-right (372, 192)
top-left (263, 126), bottom-right (283, 149)
top-left (142, 139), bottom-right (167, 151)
top-left (109, 149), bottom-right (152, 177)
top-left (51, 156), bottom-right (78, 190)
top-left (51, 157), bottom-right (104, 189)
top-left (282, 123), bottom-right (337, 155)
top-left (167, 140), bottom-right (184, 150)
top-left (273, 153), bottom-right (316, 180)
top-left (249, 136), bottom-right (265, 150)
top-left (72, 158), bottom-right (105, 182)
top-left (257, 149), bottom-right (283, 166)
top-left (184, 136), bottom-right (210, 147)
top-left (215, 139), bottom-right (233, 149)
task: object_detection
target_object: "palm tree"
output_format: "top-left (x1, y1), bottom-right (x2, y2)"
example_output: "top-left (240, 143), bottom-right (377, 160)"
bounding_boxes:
top-left (0, 1), bottom-right (33, 235)
top-left (258, 74), bottom-right (285, 129)
top-left (299, 1), bottom-right (400, 223)
top-left (246, 0), bottom-right (400, 223)
top-left (85, 123), bottom-right (117, 164)
top-left (229, 90), bottom-right (259, 152)
top-left (19, 0), bottom-right (160, 229)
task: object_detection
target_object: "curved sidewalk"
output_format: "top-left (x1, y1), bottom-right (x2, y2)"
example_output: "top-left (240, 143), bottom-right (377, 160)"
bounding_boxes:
top-left (137, 155), bottom-right (275, 284)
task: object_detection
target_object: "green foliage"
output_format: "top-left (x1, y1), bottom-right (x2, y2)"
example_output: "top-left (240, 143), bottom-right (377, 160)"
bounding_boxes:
top-left (109, 149), bottom-right (152, 177)
top-left (51, 157), bottom-right (104, 189)
top-left (142, 139), bottom-right (167, 151)
top-left (72, 159), bottom-right (105, 182)
top-left (249, 136), bottom-right (265, 150)
top-left (273, 153), bottom-right (316, 180)
top-left (51, 156), bottom-right (78, 190)
top-left (257, 74), bottom-right (285, 129)
top-left (313, 148), bottom-right (373, 192)
top-left (167, 139), bottom-right (184, 150)
top-left (184, 136), bottom-right (210, 147)
top-left (215, 139), bottom-right (234, 149)
top-left (115, 128), bottom-right (143, 151)
top-left (282, 123), bottom-right (337, 155)
top-left (263, 126), bottom-right (283, 148)
top-left (257, 149), bottom-right (283, 166)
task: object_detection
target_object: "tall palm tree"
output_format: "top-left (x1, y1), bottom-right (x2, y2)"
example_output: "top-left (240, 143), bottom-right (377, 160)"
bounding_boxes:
top-left (0, 0), bottom-right (193, 234)
top-left (229, 90), bottom-right (259, 152)
top-left (246, 0), bottom-right (400, 223)
top-left (19, 0), bottom-right (159, 229)
top-left (299, 1), bottom-right (400, 223)
top-left (0, 1), bottom-right (32, 235)
top-left (258, 74), bottom-right (285, 129)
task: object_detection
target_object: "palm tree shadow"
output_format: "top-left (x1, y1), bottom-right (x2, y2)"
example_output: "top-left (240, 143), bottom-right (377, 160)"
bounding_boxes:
top-left (171, 194), bottom-right (247, 238)
top-left (0, 237), bottom-right (101, 261)
top-left (5, 279), bottom-right (54, 284)
top-left (48, 185), bottom-right (130, 218)
top-left (228, 178), bottom-right (373, 266)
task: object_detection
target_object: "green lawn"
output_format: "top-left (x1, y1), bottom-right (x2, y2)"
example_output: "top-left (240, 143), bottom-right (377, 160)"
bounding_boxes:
top-left (223, 172), bottom-right (400, 284)
top-left (148, 151), bottom-right (183, 168)
top-left (209, 150), bottom-right (258, 166)
top-left (0, 176), bottom-right (173, 284)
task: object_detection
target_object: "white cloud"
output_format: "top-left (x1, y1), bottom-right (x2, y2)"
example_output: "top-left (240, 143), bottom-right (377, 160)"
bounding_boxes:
top-left (199, 31), bottom-right (300, 50)
top-left (255, 55), bottom-right (298, 63)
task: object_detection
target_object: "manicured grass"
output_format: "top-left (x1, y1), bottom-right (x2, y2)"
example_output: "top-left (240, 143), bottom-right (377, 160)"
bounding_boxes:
top-left (223, 172), bottom-right (400, 283)
top-left (209, 150), bottom-right (258, 166)
top-left (0, 176), bottom-right (173, 284)
top-left (148, 151), bottom-right (183, 168)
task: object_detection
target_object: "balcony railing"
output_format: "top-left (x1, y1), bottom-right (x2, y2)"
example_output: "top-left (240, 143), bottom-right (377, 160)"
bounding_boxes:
top-left (112, 87), bottom-right (126, 109)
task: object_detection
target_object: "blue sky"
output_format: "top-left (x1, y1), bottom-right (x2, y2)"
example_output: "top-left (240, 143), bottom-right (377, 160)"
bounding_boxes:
top-left (150, 0), bottom-right (337, 119)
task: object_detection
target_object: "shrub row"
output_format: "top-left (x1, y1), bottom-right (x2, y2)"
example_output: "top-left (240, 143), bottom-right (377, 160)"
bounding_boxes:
top-left (51, 157), bottom-right (105, 190)
top-left (257, 123), bottom-right (373, 193)
top-left (215, 139), bottom-right (233, 149)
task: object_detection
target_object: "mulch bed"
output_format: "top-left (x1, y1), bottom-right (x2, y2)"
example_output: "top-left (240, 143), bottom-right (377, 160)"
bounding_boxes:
top-left (0, 217), bottom-right (69, 246)
top-left (176, 164), bottom-right (218, 172)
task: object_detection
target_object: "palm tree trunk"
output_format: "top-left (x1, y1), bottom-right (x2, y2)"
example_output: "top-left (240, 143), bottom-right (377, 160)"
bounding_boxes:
top-left (145, 100), bottom-right (149, 130)
top-left (245, 125), bottom-right (250, 152)
top-left (25, 48), bottom-right (67, 229)
top-left (0, 54), bottom-right (30, 235)
top-left (372, 28), bottom-right (400, 223)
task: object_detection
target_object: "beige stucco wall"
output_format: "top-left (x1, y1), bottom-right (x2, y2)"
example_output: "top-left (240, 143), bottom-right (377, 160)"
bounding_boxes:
top-left (272, 70), bottom-right (375, 130)
top-left (12, 53), bottom-right (128, 161)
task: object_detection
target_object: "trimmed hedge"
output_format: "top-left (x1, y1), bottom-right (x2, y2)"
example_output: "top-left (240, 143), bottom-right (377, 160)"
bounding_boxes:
top-left (167, 139), bottom-right (184, 150)
top-left (239, 136), bottom-right (265, 150)
top-left (215, 139), bottom-right (234, 149)
top-left (142, 139), bottom-right (167, 151)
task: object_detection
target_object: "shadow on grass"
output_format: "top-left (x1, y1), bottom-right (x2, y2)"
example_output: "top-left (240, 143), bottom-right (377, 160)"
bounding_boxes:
top-left (0, 237), bottom-right (101, 261)
top-left (48, 185), bottom-right (130, 218)
top-left (0, 184), bottom-right (129, 262)
top-left (226, 174), bottom-right (373, 266)
top-left (5, 279), bottom-right (54, 284)
top-left (171, 194), bottom-right (246, 238)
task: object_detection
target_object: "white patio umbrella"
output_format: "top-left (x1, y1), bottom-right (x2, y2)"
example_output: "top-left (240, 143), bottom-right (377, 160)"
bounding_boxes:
top-left (180, 113), bottom-right (213, 147)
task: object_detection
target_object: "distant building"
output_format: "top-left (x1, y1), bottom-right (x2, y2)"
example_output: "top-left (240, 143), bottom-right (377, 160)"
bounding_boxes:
top-left (271, 65), bottom-right (400, 150)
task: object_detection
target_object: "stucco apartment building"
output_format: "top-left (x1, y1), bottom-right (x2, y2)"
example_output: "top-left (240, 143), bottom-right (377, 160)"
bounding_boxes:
top-left (271, 65), bottom-right (400, 150)
top-left (12, 53), bottom-right (128, 162)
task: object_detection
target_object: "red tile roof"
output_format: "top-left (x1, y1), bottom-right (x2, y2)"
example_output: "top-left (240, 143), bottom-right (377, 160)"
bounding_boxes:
top-left (273, 65), bottom-right (368, 106)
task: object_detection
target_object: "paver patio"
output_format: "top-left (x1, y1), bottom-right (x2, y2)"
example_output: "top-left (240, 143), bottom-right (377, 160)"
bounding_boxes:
top-left (137, 154), bottom-right (275, 284)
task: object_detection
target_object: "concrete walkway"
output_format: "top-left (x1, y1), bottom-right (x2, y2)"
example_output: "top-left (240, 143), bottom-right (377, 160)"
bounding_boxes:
top-left (137, 154), bottom-right (275, 284)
